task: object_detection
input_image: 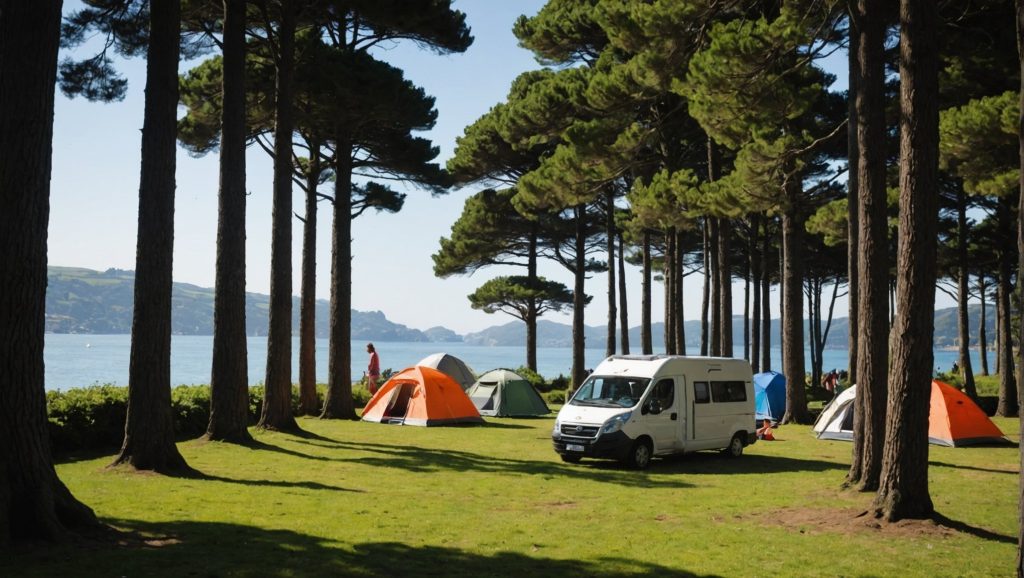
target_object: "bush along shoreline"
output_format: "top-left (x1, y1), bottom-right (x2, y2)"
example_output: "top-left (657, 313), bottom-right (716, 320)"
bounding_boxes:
top-left (46, 366), bottom-right (570, 455)
top-left (45, 383), bottom-right (373, 455)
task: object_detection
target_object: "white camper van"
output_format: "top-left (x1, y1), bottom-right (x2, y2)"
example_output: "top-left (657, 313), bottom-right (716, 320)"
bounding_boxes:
top-left (552, 355), bottom-right (757, 469)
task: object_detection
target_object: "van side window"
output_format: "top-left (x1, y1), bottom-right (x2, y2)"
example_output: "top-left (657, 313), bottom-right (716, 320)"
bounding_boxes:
top-left (653, 378), bottom-right (674, 407)
top-left (711, 380), bottom-right (747, 403)
top-left (693, 381), bottom-right (710, 404)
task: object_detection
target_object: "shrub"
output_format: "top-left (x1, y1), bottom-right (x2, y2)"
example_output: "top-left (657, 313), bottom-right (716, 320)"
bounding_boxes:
top-left (545, 390), bottom-right (566, 404)
top-left (549, 374), bottom-right (570, 391)
top-left (352, 384), bottom-right (372, 406)
top-left (514, 366), bottom-right (548, 391)
top-left (47, 382), bottom-right (365, 455)
top-left (47, 385), bottom-right (128, 453)
top-left (171, 385), bottom-right (213, 438)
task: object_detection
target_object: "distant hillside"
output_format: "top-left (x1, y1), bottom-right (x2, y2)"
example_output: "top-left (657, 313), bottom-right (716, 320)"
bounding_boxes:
top-left (463, 306), bottom-right (994, 350)
top-left (46, 266), bottom-right (433, 341)
top-left (47, 266), bottom-right (994, 348)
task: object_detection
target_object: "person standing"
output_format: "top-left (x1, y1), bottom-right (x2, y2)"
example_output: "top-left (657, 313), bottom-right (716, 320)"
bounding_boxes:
top-left (366, 343), bottom-right (381, 394)
top-left (822, 368), bottom-right (838, 394)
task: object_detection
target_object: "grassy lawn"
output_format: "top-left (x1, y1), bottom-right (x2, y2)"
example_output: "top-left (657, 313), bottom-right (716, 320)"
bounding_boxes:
top-left (4, 414), bottom-right (1020, 577)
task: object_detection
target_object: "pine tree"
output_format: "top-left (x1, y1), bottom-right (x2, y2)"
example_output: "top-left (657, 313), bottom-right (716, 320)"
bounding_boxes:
top-left (873, 0), bottom-right (940, 522)
top-left (0, 0), bottom-right (99, 543)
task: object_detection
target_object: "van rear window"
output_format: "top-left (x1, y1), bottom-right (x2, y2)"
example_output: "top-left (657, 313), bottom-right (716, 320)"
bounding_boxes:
top-left (710, 381), bottom-right (747, 403)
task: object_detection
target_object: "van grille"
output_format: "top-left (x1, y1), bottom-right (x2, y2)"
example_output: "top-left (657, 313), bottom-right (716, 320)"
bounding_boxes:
top-left (560, 424), bottom-right (600, 438)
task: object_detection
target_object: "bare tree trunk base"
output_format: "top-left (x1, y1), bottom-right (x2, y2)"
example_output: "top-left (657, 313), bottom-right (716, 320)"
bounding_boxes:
top-left (319, 410), bottom-right (358, 421)
top-left (109, 449), bottom-right (196, 477)
top-left (254, 419), bottom-right (303, 434)
top-left (320, 391), bottom-right (358, 421)
top-left (6, 479), bottom-right (100, 545)
top-left (780, 410), bottom-right (813, 426)
top-left (855, 479), bottom-right (879, 493)
top-left (201, 430), bottom-right (253, 445)
top-left (872, 490), bottom-right (934, 523)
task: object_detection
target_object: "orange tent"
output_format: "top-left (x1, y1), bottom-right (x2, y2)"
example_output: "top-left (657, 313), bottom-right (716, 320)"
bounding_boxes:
top-left (361, 366), bottom-right (484, 426)
top-left (929, 380), bottom-right (1006, 447)
top-left (815, 379), bottom-right (1007, 447)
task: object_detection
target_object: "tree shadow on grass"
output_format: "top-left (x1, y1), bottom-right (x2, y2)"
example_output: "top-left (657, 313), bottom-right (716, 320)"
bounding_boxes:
top-left (191, 473), bottom-right (362, 493)
top-left (646, 451), bottom-right (848, 475)
top-left (242, 438), bottom-right (338, 462)
top-left (285, 438), bottom-right (693, 489)
top-left (928, 460), bottom-right (1018, 475)
top-left (1, 519), bottom-right (721, 578)
top-left (932, 513), bottom-right (1016, 544)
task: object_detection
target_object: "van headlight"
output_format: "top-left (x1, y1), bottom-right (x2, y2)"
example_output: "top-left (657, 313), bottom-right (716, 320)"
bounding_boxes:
top-left (601, 411), bottom-right (632, 435)
top-left (552, 418), bottom-right (561, 438)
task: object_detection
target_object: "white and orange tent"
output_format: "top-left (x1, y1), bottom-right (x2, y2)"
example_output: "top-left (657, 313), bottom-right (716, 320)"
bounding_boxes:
top-left (814, 379), bottom-right (1007, 447)
top-left (361, 365), bottom-right (484, 426)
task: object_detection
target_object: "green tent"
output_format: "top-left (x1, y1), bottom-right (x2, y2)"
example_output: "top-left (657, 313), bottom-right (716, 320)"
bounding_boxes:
top-left (466, 369), bottom-right (550, 417)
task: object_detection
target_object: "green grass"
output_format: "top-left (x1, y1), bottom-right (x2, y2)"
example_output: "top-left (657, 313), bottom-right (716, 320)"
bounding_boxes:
top-left (4, 415), bottom-right (1020, 577)
top-left (974, 375), bottom-right (1002, 397)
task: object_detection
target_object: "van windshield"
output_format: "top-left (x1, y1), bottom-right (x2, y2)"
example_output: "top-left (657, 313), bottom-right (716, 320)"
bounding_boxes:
top-left (570, 376), bottom-right (649, 409)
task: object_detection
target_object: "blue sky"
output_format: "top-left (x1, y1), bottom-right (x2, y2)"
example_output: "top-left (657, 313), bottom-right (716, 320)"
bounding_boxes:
top-left (49, 2), bottom-right (955, 336)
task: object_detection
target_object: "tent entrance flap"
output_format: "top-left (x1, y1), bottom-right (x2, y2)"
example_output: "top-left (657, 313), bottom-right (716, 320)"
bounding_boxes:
top-left (383, 383), bottom-right (416, 423)
top-left (471, 384), bottom-right (498, 411)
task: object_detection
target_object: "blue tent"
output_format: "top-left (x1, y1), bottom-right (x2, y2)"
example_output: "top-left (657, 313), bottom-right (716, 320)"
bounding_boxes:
top-left (753, 371), bottom-right (786, 422)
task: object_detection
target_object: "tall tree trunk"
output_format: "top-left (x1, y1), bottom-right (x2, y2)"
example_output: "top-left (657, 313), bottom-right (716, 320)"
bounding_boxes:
top-left (850, 0), bottom-right (888, 491)
top-left (700, 220), bottom-right (710, 356)
top-left (618, 232), bottom-right (630, 355)
top-left (751, 216), bottom-right (762, 373)
top-left (526, 226), bottom-right (539, 371)
top-left (718, 219), bottom-right (733, 357)
top-left (744, 237), bottom-right (751, 362)
top-left (664, 231), bottom-right (675, 354)
top-left (761, 227), bottom-right (772, 371)
top-left (259, 2), bottom-right (299, 432)
top-left (809, 280), bottom-right (821, 388)
top-left (1014, 2), bottom-right (1024, 569)
top-left (955, 185), bottom-right (977, 399)
top-left (708, 138), bottom-right (730, 357)
top-left (997, 195), bottom-right (1019, 416)
top-left (208, 0), bottom-right (253, 442)
top-left (0, 0), bottom-right (99, 543)
top-left (675, 230), bottom-right (686, 355)
top-left (606, 188), bottom-right (616, 357)
top-left (847, 10), bottom-right (861, 389)
top-left (874, 0), bottom-right (938, 521)
top-left (778, 235), bottom-right (785, 354)
top-left (980, 276), bottom-right (990, 375)
top-left (571, 204), bottom-right (587, 391)
top-left (781, 196), bottom-right (811, 424)
top-left (322, 140), bottom-right (357, 420)
top-left (642, 232), bottom-right (653, 354)
top-left (997, 306), bottom-right (1003, 376)
top-left (113, 0), bottom-right (192, 473)
top-left (709, 218), bottom-right (721, 356)
top-left (297, 138), bottom-right (320, 416)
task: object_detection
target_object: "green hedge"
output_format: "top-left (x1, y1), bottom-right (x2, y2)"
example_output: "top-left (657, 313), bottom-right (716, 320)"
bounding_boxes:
top-left (46, 383), bottom-right (371, 455)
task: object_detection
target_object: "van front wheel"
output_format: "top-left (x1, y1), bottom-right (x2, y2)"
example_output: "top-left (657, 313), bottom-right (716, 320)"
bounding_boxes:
top-left (624, 439), bottom-right (653, 470)
top-left (723, 434), bottom-right (744, 458)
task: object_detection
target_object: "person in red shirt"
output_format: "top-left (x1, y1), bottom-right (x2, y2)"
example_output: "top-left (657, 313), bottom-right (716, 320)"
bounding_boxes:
top-left (756, 418), bottom-right (775, 441)
top-left (366, 343), bottom-right (381, 394)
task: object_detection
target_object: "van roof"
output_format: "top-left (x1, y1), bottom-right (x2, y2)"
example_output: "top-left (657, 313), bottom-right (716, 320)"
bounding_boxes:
top-left (593, 355), bottom-right (751, 379)
top-left (604, 354), bottom-right (739, 362)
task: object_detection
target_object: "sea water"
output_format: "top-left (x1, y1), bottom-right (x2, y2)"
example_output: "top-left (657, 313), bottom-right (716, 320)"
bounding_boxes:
top-left (43, 333), bottom-right (983, 391)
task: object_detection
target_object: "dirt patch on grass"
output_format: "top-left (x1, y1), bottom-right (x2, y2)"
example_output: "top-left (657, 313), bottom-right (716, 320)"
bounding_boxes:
top-left (542, 500), bottom-right (578, 510)
top-left (741, 507), bottom-right (962, 539)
